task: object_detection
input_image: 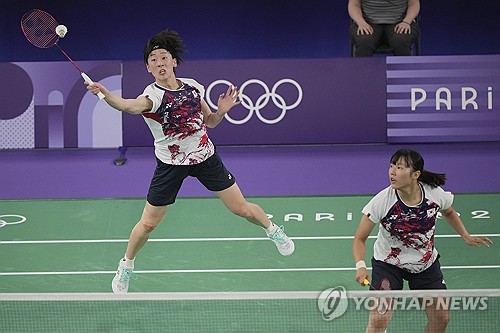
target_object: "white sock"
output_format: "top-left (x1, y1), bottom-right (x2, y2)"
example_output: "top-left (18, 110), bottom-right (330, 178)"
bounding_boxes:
top-left (122, 256), bottom-right (135, 269)
top-left (265, 222), bottom-right (277, 235)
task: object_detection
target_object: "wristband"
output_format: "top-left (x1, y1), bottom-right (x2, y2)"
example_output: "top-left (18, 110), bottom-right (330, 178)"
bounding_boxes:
top-left (355, 260), bottom-right (367, 270)
top-left (402, 20), bottom-right (411, 25)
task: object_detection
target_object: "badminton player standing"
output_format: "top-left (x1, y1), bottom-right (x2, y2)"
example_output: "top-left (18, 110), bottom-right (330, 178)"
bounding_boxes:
top-left (86, 28), bottom-right (295, 294)
top-left (352, 149), bottom-right (492, 333)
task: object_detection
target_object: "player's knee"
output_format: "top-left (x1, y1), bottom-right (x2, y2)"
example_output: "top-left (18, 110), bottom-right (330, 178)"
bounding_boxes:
top-left (429, 310), bottom-right (450, 328)
top-left (140, 222), bottom-right (157, 233)
top-left (441, 312), bottom-right (450, 327)
top-left (369, 313), bottom-right (391, 330)
top-left (230, 202), bottom-right (253, 219)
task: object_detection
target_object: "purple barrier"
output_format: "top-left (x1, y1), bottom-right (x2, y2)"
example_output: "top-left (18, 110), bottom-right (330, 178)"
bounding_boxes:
top-left (0, 61), bottom-right (121, 149)
top-left (122, 58), bottom-right (388, 146)
top-left (1, 55), bottom-right (498, 149)
top-left (386, 55), bottom-right (500, 143)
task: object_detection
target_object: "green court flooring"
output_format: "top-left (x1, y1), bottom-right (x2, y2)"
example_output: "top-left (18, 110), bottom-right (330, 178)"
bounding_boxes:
top-left (0, 194), bottom-right (499, 332)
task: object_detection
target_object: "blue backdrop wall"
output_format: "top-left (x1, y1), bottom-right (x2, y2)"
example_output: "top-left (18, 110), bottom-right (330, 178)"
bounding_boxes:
top-left (1, 0), bottom-right (498, 63)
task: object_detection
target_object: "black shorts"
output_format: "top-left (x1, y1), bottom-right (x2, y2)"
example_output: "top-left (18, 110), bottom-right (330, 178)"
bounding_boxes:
top-left (147, 152), bottom-right (236, 206)
top-left (370, 256), bottom-right (446, 291)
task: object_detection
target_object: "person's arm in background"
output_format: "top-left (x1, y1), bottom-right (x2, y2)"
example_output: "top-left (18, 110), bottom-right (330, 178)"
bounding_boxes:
top-left (396, 0), bottom-right (420, 33)
top-left (403, 0), bottom-right (420, 24)
top-left (348, 0), bottom-right (373, 35)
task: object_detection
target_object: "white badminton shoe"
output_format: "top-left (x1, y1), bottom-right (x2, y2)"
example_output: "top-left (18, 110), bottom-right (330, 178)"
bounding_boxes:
top-left (266, 223), bottom-right (295, 256)
top-left (112, 259), bottom-right (137, 294)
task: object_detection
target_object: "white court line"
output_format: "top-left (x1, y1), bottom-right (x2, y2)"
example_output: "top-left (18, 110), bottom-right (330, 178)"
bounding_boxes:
top-left (1, 265), bottom-right (498, 276)
top-left (1, 234), bottom-right (498, 245)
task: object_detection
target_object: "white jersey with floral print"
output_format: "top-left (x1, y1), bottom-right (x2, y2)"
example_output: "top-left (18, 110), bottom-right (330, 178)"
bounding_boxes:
top-left (362, 183), bottom-right (453, 273)
top-left (141, 78), bottom-right (214, 165)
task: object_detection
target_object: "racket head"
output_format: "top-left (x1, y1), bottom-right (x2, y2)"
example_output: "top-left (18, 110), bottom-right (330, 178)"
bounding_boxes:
top-left (379, 278), bottom-right (391, 291)
top-left (377, 278), bottom-right (392, 314)
top-left (21, 9), bottom-right (59, 48)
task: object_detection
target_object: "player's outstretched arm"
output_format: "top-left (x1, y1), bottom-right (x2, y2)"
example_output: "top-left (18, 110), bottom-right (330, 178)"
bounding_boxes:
top-left (441, 207), bottom-right (493, 248)
top-left (85, 81), bottom-right (152, 114)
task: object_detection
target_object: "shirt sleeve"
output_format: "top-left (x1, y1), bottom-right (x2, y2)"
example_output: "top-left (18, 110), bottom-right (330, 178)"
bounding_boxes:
top-left (140, 84), bottom-right (161, 114)
top-left (362, 189), bottom-right (385, 223)
top-left (362, 186), bottom-right (396, 224)
top-left (362, 199), bottom-right (379, 224)
top-left (436, 186), bottom-right (454, 210)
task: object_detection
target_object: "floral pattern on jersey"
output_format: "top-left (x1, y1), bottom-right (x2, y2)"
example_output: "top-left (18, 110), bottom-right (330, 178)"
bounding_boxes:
top-left (167, 143), bottom-right (210, 165)
top-left (387, 247), bottom-right (402, 265)
top-left (145, 83), bottom-right (213, 165)
top-left (158, 85), bottom-right (204, 140)
top-left (380, 198), bottom-right (439, 267)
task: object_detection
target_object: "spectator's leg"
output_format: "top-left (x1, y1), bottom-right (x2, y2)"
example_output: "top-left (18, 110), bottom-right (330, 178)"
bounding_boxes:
top-left (350, 22), bottom-right (384, 57)
top-left (386, 22), bottom-right (419, 56)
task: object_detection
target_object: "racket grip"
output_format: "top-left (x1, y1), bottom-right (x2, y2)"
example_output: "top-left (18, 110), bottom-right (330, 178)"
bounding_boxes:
top-left (81, 72), bottom-right (105, 100)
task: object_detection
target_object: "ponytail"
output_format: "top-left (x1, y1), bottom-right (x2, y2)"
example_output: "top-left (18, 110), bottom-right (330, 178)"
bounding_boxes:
top-left (419, 170), bottom-right (446, 188)
top-left (390, 149), bottom-right (447, 188)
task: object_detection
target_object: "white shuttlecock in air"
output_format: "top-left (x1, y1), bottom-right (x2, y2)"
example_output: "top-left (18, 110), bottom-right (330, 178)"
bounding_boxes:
top-left (56, 25), bottom-right (68, 38)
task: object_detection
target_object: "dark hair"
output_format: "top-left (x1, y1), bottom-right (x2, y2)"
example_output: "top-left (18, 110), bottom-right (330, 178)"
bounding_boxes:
top-left (143, 28), bottom-right (186, 65)
top-left (390, 149), bottom-right (446, 188)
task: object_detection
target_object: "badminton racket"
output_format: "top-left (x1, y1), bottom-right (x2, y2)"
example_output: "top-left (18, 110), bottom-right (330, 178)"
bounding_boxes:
top-left (20, 9), bottom-right (105, 100)
top-left (374, 278), bottom-right (392, 314)
top-left (364, 277), bottom-right (393, 314)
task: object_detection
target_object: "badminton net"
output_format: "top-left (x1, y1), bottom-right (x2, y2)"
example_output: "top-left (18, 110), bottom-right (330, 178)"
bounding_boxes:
top-left (1, 289), bottom-right (499, 332)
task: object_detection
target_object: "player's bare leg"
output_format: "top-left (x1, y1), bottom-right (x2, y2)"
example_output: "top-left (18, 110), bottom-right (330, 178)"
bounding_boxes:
top-left (215, 183), bottom-right (295, 255)
top-left (126, 203), bottom-right (167, 259)
top-left (112, 202), bottom-right (167, 293)
top-left (422, 297), bottom-right (449, 333)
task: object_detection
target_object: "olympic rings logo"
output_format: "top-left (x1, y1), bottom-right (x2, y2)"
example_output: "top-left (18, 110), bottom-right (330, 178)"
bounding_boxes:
top-left (205, 78), bottom-right (303, 125)
top-left (0, 214), bottom-right (27, 228)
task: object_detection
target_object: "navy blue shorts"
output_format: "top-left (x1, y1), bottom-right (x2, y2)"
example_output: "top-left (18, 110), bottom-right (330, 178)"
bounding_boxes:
top-left (370, 256), bottom-right (446, 290)
top-left (147, 152), bottom-right (236, 206)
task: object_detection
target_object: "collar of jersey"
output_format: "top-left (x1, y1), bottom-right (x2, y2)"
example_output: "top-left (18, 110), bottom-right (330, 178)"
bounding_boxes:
top-left (154, 82), bottom-right (185, 91)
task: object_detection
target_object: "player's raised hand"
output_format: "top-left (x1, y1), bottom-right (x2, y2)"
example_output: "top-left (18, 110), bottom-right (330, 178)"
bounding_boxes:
top-left (217, 85), bottom-right (241, 116)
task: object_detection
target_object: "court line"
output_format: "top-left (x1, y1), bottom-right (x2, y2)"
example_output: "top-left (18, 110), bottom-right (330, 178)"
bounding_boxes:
top-left (1, 234), bottom-right (498, 245)
top-left (1, 265), bottom-right (498, 276)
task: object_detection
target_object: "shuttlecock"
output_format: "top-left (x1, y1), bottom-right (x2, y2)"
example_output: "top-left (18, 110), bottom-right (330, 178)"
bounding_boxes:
top-left (56, 25), bottom-right (68, 38)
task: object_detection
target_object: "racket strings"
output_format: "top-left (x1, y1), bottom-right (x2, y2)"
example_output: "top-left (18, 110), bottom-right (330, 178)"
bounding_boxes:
top-left (21, 9), bottom-right (59, 49)
top-left (21, 9), bottom-right (84, 74)
top-left (377, 278), bottom-right (393, 314)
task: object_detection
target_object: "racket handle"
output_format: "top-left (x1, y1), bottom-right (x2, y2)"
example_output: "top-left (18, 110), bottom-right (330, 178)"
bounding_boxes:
top-left (81, 72), bottom-right (105, 100)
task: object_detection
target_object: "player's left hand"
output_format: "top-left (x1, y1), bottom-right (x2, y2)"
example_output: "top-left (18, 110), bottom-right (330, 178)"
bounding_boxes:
top-left (216, 85), bottom-right (241, 116)
top-left (463, 234), bottom-right (493, 248)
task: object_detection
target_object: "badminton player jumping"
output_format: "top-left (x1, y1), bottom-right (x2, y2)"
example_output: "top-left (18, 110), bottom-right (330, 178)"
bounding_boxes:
top-left (352, 149), bottom-right (493, 333)
top-left (86, 28), bottom-right (295, 294)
